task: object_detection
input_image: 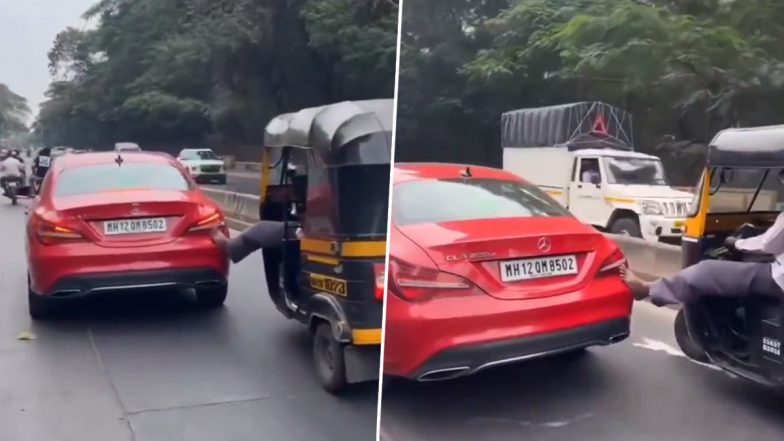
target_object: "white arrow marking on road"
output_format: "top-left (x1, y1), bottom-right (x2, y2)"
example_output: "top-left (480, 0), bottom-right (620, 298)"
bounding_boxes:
top-left (470, 412), bottom-right (594, 429)
top-left (632, 337), bottom-right (737, 378)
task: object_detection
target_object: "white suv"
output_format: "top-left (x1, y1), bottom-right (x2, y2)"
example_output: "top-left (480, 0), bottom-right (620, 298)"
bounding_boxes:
top-left (115, 142), bottom-right (142, 152)
top-left (177, 148), bottom-right (226, 184)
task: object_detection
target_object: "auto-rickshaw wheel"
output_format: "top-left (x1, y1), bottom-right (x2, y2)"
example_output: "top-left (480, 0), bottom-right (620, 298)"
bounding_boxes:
top-left (313, 322), bottom-right (348, 394)
top-left (674, 308), bottom-right (709, 362)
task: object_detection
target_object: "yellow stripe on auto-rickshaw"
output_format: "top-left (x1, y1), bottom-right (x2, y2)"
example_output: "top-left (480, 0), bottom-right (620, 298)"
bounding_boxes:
top-left (683, 169), bottom-right (710, 239)
top-left (604, 196), bottom-right (636, 204)
top-left (352, 328), bottom-right (382, 345)
top-left (546, 190), bottom-right (563, 196)
top-left (301, 237), bottom-right (387, 258)
top-left (305, 254), bottom-right (341, 266)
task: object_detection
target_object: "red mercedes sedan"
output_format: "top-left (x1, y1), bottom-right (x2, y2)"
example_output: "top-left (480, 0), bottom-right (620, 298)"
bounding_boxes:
top-left (25, 152), bottom-right (230, 319)
top-left (384, 163), bottom-right (633, 381)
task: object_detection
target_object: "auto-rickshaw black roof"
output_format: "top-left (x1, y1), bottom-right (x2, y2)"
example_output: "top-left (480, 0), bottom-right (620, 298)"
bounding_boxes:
top-left (708, 125), bottom-right (784, 167)
top-left (263, 99), bottom-right (393, 165)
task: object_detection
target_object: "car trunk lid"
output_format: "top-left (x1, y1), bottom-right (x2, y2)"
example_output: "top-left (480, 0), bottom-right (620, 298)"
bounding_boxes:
top-left (54, 190), bottom-right (203, 247)
top-left (397, 216), bottom-right (603, 300)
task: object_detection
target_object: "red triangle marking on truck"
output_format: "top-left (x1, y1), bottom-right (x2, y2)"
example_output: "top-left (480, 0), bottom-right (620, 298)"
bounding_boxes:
top-left (591, 114), bottom-right (608, 135)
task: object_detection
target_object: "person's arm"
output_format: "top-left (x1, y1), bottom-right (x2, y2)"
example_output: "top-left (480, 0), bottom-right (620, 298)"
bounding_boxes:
top-left (735, 214), bottom-right (784, 254)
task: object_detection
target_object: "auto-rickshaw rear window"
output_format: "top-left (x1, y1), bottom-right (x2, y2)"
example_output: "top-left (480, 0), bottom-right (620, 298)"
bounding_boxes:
top-left (709, 167), bottom-right (784, 213)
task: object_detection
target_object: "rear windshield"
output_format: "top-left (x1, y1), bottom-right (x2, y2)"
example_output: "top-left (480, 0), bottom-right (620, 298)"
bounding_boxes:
top-left (393, 178), bottom-right (570, 226)
top-left (54, 163), bottom-right (190, 197)
top-left (181, 150), bottom-right (218, 160)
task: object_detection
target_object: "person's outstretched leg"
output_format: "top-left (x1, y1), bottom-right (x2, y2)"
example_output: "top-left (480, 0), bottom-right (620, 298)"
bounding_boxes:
top-left (212, 221), bottom-right (286, 263)
top-left (622, 260), bottom-right (775, 306)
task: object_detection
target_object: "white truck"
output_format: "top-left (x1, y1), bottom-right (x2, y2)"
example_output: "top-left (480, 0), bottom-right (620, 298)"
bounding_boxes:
top-left (501, 102), bottom-right (693, 242)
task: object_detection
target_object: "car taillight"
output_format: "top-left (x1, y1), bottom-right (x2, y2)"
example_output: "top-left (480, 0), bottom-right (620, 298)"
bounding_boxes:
top-left (374, 263), bottom-right (385, 302)
top-left (188, 211), bottom-right (227, 235)
top-left (599, 247), bottom-right (626, 276)
top-left (388, 258), bottom-right (475, 302)
top-left (32, 215), bottom-right (84, 245)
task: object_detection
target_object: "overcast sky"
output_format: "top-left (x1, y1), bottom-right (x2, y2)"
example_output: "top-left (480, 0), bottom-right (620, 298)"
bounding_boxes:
top-left (0, 0), bottom-right (96, 120)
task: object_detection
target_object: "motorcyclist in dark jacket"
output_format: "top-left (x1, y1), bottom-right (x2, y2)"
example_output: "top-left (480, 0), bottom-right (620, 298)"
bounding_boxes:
top-left (32, 148), bottom-right (52, 191)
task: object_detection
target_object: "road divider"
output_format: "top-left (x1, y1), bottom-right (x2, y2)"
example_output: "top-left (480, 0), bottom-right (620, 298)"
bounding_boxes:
top-left (202, 187), bottom-right (259, 230)
top-left (232, 161), bottom-right (262, 172)
top-left (606, 234), bottom-right (682, 278)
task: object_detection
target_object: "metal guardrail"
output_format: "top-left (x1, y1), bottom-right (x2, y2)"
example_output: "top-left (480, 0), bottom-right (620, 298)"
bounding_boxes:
top-left (233, 161), bottom-right (262, 172)
top-left (201, 187), bottom-right (259, 228)
top-left (605, 234), bottom-right (682, 278)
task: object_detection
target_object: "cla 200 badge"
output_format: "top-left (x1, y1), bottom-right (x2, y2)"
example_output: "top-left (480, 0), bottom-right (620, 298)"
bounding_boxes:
top-left (445, 252), bottom-right (497, 262)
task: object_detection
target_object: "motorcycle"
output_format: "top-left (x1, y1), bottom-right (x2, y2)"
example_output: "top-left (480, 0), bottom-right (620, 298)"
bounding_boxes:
top-left (2, 179), bottom-right (21, 205)
top-left (2, 173), bottom-right (34, 205)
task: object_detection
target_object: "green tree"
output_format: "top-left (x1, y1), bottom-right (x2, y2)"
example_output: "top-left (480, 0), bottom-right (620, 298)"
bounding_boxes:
top-left (35, 0), bottom-right (399, 159)
top-left (0, 84), bottom-right (30, 138)
top-left (398, 0), bottom-right (784, 185)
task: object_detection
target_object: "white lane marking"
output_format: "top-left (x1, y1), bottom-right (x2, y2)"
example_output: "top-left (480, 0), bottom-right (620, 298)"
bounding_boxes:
top-left (470, 413), bottom-right (594, 429)
top-left (633, 337), bottom-right (737, 378)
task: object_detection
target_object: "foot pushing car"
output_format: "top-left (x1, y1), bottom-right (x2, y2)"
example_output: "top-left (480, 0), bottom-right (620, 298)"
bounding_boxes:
top-left (25, 151), bottom-right (230, 319)
top-left (384, 163), bottom-right (633, 382)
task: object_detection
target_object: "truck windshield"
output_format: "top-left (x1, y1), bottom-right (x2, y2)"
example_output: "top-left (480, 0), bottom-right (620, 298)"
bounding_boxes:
top-left (603, 157), bottom-right (668, 186)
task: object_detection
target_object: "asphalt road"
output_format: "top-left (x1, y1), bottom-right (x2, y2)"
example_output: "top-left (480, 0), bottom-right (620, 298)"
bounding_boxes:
top-left (0, 202), bottom-right (377, 441)
top-left (380, 302), bottom-right (784, 441)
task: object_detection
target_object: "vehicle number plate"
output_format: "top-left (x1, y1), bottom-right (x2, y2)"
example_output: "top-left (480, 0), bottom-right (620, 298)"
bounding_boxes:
top-left (500, 255), bottom-right (577, 282)
top-left (104, 218), bottom-right (166, 235)
top-left (762, 337), bottom-right (782, 358)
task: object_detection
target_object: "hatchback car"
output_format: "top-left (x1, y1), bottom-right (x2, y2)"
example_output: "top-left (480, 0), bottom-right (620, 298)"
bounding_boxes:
top-left (384, 163), bottom-right (633, 381)
top-left (25, 152), bottom-right (230, 319)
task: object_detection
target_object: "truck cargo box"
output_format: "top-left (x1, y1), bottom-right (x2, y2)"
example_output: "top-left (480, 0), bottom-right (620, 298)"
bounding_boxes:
top-left (501, 102), bottom-right (634, 151)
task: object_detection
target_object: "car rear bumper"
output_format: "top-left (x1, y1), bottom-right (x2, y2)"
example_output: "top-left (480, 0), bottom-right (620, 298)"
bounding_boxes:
top-left (193, 173), bottom-right (226, 183)
top-left (28, 236), bottom-right (229, 296)
top-left (44, 268), bottom-right (226, 299)
top-left (383, 276), bottom-right (632, 378)
top-left (411, 318), bottom-right (629, 381)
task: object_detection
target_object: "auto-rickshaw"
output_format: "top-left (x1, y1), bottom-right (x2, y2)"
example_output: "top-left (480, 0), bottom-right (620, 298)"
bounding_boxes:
top-left (677, 125), bottom-right (784, 386)
top-left (257, 99), bottom-right (391, 394)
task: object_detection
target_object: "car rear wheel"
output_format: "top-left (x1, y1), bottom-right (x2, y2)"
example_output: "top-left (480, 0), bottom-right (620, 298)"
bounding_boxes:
top-left (195, 284), bottom-right (228, 309)
top-left (28, 276), bottom-right (53, 320)
top-left (313, 322), bottom-right (348, 394)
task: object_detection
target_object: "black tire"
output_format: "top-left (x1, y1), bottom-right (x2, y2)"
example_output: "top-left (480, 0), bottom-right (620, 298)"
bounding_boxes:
top-left (609, 217), bottom-right (642, 238)
top-left (195, 284), bottom-right (228, 309)
top-left (313, 322), bottom-right (348, 394)
top-left (28, 279), bottom-right (53, 320)
top-left (674, 308), bottom-right (710, 362)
